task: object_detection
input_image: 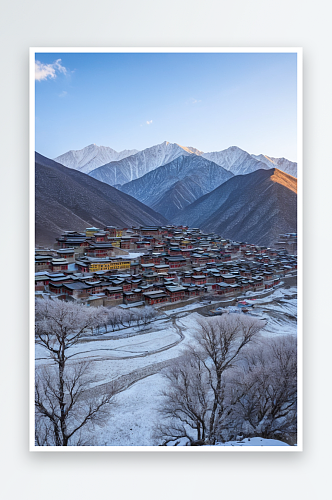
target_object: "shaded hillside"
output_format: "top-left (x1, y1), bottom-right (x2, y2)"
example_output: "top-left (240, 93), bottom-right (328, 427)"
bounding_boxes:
top-left (172, 168), bottom-right (297, 247)
top-left (152, 176), bottom-right (215, 220)
top-left (120, 155), bottom-right (233, 218)
top-left (35, 153), bottom-right (168, 247)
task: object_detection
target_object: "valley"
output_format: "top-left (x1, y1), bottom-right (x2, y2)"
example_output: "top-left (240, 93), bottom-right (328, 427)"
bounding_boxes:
top-left (34, 141), bottom-right (298, 448)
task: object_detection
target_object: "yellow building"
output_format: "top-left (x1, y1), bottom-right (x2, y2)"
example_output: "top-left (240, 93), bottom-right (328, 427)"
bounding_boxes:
top-left (86, 227), bottom-right (100, 237)
top-left (108, 237), bottom-right (121, 247)
top-left (107, 227), bottom-right (123, 238)
top-left (88, 260), bottom-right (131, 272)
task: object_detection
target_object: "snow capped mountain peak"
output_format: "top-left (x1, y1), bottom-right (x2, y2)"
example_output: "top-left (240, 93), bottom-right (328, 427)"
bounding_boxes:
top-left (202, 146), bottom-right (270, 176)
top-left (157, 141), bottom-right (202, 156)
top-left (54, 144), bottom-right (139, 174)
top-left (177, 144), bottom-right (204, 155)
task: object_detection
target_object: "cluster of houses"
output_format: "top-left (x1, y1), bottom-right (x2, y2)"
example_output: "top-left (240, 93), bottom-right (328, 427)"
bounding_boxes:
top-left (35, 225), bottom-right (297, 308)
top-left (275, 233), bottom-right (297, 255)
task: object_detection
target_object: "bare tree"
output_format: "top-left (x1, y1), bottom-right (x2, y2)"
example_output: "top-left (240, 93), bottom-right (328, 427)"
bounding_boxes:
top-left (221, 335), bottom-right (297, 443)
top-left (85, 305), bottom-right (158, 335)
top-left (35, 298), bottom-right (118, 446)
top-left (154, 353), bottom-right (212, 445)
top-left (107, 307), bottom-right (122, 331)
top-left (155, 314), bottom-right (264, 445)
top-left (124, 308), bottom-right (139, 327)
top-left (192, 314), bottom-right (264, 443)
top-left (141, 306), bottom-right (158, 327)
top-left (98, 306), bottom-right (112, 334)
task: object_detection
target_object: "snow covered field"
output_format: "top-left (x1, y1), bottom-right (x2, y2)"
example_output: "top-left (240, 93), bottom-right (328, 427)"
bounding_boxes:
top-left (215, 437), bottom-right (290, 447)
top-left (35, 286), bottom-right (298, 447)
top-left (93, 374), bottom-right (165, 446)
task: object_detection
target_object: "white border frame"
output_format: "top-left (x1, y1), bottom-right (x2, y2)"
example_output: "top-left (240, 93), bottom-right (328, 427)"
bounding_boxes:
top-left (30, 47), bottom-right (303, 452)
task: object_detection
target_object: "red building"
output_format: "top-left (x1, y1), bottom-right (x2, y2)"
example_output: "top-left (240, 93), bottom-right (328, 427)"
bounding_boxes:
top-left (135, 241), bottom-right (151, 249)
top-left (61, 282), bottom-right (92, 298)
top-left (141, 263), bottom-right (156, 272)
top-left (35, 255), bottom-right (53, 272)
top-left (35, 275), bottom-right (50, 291)
top-left (185, 286), bottom-right (201, 298)
top-left (221, 274), bottom-right (236, 284)
top-left (86, 242), bottom-right (115, 258)
top-left (140, 227), bottom-right (161, 237)
top-left (169, 247), bottom-right (182, 256)
top-left (94, 232), bottom-right (108, 242)
top-left (50, 259), bottom-right (68, 272)
top-left (165, 285), bottom-right (186, 302)
top-left (122, 281), bottom-right (132, 292)
top-left (56, 232), bottom-right (88, 249)
top-left (191, 275), bottom-right (206, 286)
top-left (182, 274), bottom-right (192, 284)
top-left (120, 238), bottom-right (131, 249)
top-left (165, 256), bottom-right (187, 269)
top-left (191, 255), bottom-right (209, 265)
top-left (240, 269), bottom-right (252, 278)
top-left (56, 248), bottom-right (75, 261)
top-left (143, 291), bottom-right (170, 305)
top-left (123, 289), bottom-right (143, 304)
top-left (105, 287), bottom-right (123, 300)
top-left (216, 283), bottom-right (237, 297)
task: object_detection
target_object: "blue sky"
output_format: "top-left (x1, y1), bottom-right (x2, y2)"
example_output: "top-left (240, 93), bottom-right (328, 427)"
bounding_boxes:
top-left (35, 52), bottom-right (298, 161)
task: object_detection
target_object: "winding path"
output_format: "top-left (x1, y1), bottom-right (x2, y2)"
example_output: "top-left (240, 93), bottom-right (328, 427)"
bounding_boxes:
top-left (85, 316), bottom-right (186, 398)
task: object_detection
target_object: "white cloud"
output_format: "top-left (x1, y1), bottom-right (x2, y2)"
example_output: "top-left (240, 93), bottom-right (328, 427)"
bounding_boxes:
top-left (190, 98), bottom-right (201, 104)
top-left (146, 120), bottom-right (153, 125)
top-left (35, 59), bottom-right (67, 81)
top-left (59, 90), bottom-right (67, 98)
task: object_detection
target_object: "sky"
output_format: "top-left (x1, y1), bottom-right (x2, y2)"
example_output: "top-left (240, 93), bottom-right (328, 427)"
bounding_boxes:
top-left (35, 52), bottom-right (298, 161)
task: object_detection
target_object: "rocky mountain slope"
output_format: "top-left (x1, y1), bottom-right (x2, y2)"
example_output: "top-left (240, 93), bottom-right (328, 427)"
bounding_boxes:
top-left (88, 141), bottom-right (200, 186)
top-left (120, 155), bottom-right (233, 219)
top-left (35, 153), bottom-right (168, 247)
top-left (54, 144), bottom-right (139, 174)
top-left (173, 168), bottom-right (297, 247)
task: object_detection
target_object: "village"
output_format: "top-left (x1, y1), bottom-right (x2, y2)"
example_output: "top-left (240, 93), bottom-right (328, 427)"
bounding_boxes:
top-left (35, 224), bottom-right (297, 311)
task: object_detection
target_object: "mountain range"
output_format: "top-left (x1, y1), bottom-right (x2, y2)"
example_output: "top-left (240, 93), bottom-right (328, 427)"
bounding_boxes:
top-left (54, 142), bottom-right (297, 188)
top-left (35, 153), bottom-right (167, 247)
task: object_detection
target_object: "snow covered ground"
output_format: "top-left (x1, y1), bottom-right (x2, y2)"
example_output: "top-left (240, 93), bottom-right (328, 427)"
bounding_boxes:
top-left (93, 374), bottom-right (165, 446)
top-left (215, 437), bottom-right (290, 447)
top-left (35, 286), bottom-right (298, 447)
top-left (119, 252), bottom-right (146, 259)
top-left (247, 287), bottom-right (297, 338)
